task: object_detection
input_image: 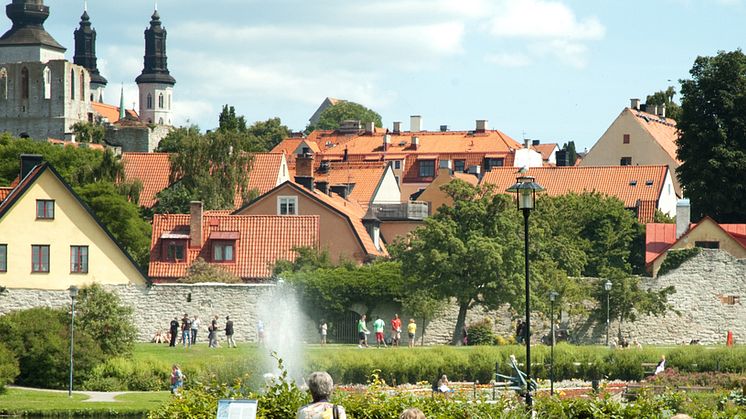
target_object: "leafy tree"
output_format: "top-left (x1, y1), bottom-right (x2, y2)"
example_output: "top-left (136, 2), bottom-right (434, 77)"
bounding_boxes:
top-left (75, 181), bottom-right (152, 268)
top-left (677, 49), bottom-right (746, 223)
top-left (306, 101), bottom-right (382, 132)
top-left (155, 125), bottom-right (200, 152)
top-left (76, 283), bottom-right (137, 356)
top-left (152, 182), bottom-right (196, 214)
top-left (273, 247), bottom-right (334, 275)
top-left (218, 104), bottom-right (248, 134)
top-left (248, 117), bottom-right (291, 151)
top-left (72, 122), bottom-right (106, 144)
top-left (398, 180), bottom-right (524, 344)
top-left (397, 289), bottom-right (445, 346)
top-left (560, 141), bottom-right (577, 166)
top-left (592, 268), bottom-right (676, 340)
top-left (0, 343), bottom-right (19, 392)
top-left (646, 86), bottom-right (682, 121)
top-left (179, 258), bottom-right (242, 284)
top-left (653, 209), bottom-right (675, 224)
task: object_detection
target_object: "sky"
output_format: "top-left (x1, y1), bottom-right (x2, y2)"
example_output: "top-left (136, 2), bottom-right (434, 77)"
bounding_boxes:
top-left (23, 0), bottom-right (746, 150)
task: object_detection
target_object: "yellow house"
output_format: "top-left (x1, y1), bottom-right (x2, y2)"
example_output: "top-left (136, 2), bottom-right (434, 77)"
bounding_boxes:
top-left (0, 155), bottom-right (147, 290)
top-left (416, 167), bottom-right (479, 214)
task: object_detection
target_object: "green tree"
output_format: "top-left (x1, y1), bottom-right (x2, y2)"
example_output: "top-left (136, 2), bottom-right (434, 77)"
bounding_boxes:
top-left (646, 86), bottom-right (682, 121)
top-left (72, 122), bottom-right (106, 144)
top-left (152, 182), bottom-right (196, 214)
top-left (560, 141), bottom-right (577, 166)
top-left (218, 104), bottom-right (248, 133)
top-left (398, 180), bottom-right (524, 344)
top-left (677, 49), bottom-right (746, 223)
top-left (306, 101), bottom-right (382, 132)
top-left (0, 343), bottom-right (19, 392)
top-left (155, 125), bottom-right (200, 152)
top-left (75, 181), bottom-right (152, 268)
top-left (76, 283), bottom-right (137, 356)
top-left (248, 117), bottom-right (291, 151)
top-left (179, 258), bottom-right (242, 284)
top-left (273, 247), bottom-right (334, 275)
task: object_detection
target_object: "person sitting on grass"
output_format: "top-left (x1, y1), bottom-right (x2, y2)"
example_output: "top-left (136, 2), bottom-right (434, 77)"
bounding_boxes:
top-left (170, 364), bottom-right (184, 395)
top-left (437, 374), bottom-right (452, 394)
top-left (400, 408), bottom-right (426, 419)
top-left (297, 371), bottom-right (347, 419)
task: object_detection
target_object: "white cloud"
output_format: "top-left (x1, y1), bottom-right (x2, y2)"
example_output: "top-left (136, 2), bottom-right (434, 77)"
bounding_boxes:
top-left (485, 0), bottom-right (605, 40)
top-left (484, 52), bottom-right (532, 67)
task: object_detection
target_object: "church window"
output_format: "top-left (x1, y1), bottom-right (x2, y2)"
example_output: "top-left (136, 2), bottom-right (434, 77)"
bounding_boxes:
top-left (43, 67), bottom-right (51, 99)
top-left (70, 69), bottom-right (75, 99)
top-left (158, 93), bottom-right (164, 109)
top-left (168, 94), bottom-right (171, 110)
top-left (159, 117), bottom-right (164, 125)
top-left (80, 71), bottom-right (85, 101)
top-left (0, 68), bottom-right (7, 100)
top-left (147, 93), bottom-right (153, 109)
top-left (21, 67), bottom-right (29, 100)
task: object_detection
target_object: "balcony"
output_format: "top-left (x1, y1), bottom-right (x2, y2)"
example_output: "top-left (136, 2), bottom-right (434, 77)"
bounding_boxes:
top-left (372, 201), bottom-right (430, 221)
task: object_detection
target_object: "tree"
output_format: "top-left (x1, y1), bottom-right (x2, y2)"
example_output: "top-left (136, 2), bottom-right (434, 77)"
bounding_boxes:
top-left (152, 182), bottom-right (196, 214)
top-left (646, 86), bottom-right (682, 121)
top-left (248, 117), bottom-right (291, 151)
top-left (218, 104), bottom-right (248, 134)
top-left (560, 141), bottom-right (577, 166)
top-left (179, 258), bottom-right (242, 284)
top-left (306, 101), bottom-right (382, 132)
top-left (156, 125), bottom-right (200, 152)
top-left (76, 283), bottom-right (137, 356)
top-left (75, 181), bottom-right (152, 268)
top-left (398, 180), bottom-right (524, 344)
top-left (72, 122), bottom-right (106, 144)
top-left (677, 49), bottom-right (746, 223)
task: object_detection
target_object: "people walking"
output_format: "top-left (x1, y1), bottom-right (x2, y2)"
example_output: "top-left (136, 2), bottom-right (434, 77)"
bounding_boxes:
top-left (209, 315), bottom-right (221, 348)
top-left (191, 315), bottom-right (200, 345)
top-left (407, 319), bottom-right (417, 348)
top-left (169, 317), bottom-right (179, 347)
top-left (358, 315), bottom-right (369, 348)
top-left (391, 314), bottom-right (402, 347)
top-left (373, 316), bottom-right (386, 348)
top-left (515, 319), bottom-right (525, 344)
top-left (320, 320), bottom-right (328, 345)
top-left (181, 313), bottom-right (192, 348)
top-left (257, 320), bottom-right (265, 345)
top-left (225, 316), bottom-right (237, 348)
top-left (170, 364), bottom-right (185, 395)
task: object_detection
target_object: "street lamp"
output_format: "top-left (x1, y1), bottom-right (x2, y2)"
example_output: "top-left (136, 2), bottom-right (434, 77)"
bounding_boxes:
top-left (549, 291), bottom-right (559, 396)
top-left (506, 175), bottom-right (545, 408)
top-left (604, 280), bottom-right (612, 347)
top-left (68, 285), bottom-right (78, 398)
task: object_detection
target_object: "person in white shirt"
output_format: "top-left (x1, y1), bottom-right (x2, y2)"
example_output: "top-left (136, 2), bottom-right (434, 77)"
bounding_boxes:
top-left (191, 315), bottom-right (200, 345)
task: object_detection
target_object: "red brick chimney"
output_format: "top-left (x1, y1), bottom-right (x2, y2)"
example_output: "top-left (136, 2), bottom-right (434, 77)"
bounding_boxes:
top-left (295, 154), bottom-right (315, 190)
top-left (190, 201), bottom-right (203, 248)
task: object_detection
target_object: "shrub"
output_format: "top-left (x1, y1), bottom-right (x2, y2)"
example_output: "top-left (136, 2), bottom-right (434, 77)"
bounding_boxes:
top-left (0, 343), bottom-right (19, 393)
top-left (76, 283), bottom-right (137, 356)
top-left (179, 258), bottom-right (242, 283)
top-left (0, 307), bottom-right (105, 389)
top-left (466, 318), bottom-right (495, 346)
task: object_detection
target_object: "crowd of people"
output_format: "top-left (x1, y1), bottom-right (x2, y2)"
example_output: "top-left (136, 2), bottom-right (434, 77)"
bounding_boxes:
top-left (340, 313), bottom-right (418, 348)
top-left (163, 313), bottom-right (237, 349)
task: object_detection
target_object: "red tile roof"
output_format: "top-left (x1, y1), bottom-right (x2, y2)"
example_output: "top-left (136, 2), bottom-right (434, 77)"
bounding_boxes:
top-left (533, 143), bottom-right (558, 162)
top-left (628, 108), bottom-right (680, 164)
top-left (149, 213), bottom-right (319, 281)
top-left (636, 199), bottom-right (659, 224)
top-left (91, 102), bottom-right (138, 124)
top-left (234, 153), bottom-right (287, 208)
top-left (480, 165), bottom-right (669, 209)
top-left (315, 161), bottom-right (387, 207)
top-left (121, 152), bottom-right (172, 208)
top-left (646, 218), bottom-right (746, 266)
top-left (0, 187), bottom-right (12, 203)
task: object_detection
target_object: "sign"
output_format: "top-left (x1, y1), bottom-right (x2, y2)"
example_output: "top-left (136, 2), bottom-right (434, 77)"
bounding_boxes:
top-left (216, 400), bottom-right (258, 419)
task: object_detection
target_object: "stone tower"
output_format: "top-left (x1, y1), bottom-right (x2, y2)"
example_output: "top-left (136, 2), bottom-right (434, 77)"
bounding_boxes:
top-left (135, 7), bottom-right (175, 126)
top-left (0, 0), bottom-right (65, 63)
top-left (73, 5), bottom-right (107, 102)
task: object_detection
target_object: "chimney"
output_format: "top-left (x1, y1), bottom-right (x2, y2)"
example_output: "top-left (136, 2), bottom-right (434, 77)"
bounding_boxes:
top-left (330, 184), bottom-right (350, 199)
top-left (295, 154), bottom-right (315, 191)
top-left (410, 115), bottom-right (422, 132)
top-left (190, 201), bottom-right (204, 248)
top-left (20, 154), bottom-right (43, 179)
top-left (315, 181), bottom-right (330, 195)
top-left (383, 134), bottom-right (391, 151)
top-left (524, 139), bottom-right (530, 148)
top-left (630, 98), bottom-right (641, 110)
top-left (440, 125), bottom-right (448, 132)
top-left (676, 199), bottom-right (691, 239)
top-left (411, 136), bottom-right (420, 150)
top-left (532, 140), bottom-right (540, 146)
top-left (645, 104), bottom-right (657, 115)
top-left (658, 104), bottom-right (666, 118)
top-left (365, 121), bottom-right (375, 134)
top-left (476, 120), bottom-right (488, 133)
top-left (393, 121), bottom-right (401, 134)
top-left (362, 206), bottom-right (382, 251)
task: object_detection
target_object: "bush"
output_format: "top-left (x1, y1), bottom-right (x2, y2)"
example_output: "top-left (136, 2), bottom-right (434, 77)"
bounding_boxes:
top-left (0, 307), bottom-right (105, 389)
top-left (0, 343), bottom-right (19, 393)
top-left (82, 357), bottom-right (170, 391)
top-left (466, 318), bottom-right (495, 346)
top-left (76, 283), bottom-right (137, 356)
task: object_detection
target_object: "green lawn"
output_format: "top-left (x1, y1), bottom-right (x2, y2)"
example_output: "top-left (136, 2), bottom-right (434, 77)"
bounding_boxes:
top-left (0, 388), bottom-right (170, 416)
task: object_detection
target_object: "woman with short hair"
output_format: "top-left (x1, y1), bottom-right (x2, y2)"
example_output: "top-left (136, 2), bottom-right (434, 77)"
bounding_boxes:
top-left (296, 371), bottom-right (347, 419)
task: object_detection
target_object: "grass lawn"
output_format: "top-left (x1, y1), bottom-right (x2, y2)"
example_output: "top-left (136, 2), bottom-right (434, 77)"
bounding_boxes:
top-left (0, 388), bottom-right (170, 416)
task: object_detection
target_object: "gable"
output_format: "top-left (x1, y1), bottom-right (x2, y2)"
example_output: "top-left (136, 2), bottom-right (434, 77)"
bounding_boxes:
top-left (0, 168), bottom-right (146, 289)
top-left (371, 165), bottom-right (401, 205)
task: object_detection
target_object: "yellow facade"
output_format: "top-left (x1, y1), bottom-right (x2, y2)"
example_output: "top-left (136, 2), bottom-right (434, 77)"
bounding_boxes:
top-left (0, 169), bottom-right (146, 289)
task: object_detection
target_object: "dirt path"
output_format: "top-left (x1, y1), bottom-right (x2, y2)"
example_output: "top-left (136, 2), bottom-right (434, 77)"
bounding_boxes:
top-left (8, 385), bottom-right (133, 402)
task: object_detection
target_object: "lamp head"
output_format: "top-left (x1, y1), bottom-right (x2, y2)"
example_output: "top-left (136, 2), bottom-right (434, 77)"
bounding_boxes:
top-left (506, 176), bottom-right (545, 210)
top-left (604, 280), bottom-right (612, 292)
top-left (68, 285), bottom-right (79, 299)
top-left (549, 291), bottom-right (559, 302)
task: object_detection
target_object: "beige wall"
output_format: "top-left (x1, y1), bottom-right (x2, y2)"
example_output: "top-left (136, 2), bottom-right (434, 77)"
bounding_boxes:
top-left (236, 184), bottom-right (367, 263)
top-left (380, 221), bottom-right (422, 243)
top-left (652, 220), bottom-right (746, 276)
top-left (417, 170), bottom-right (456, 213)
top-left (581, 110), bottom-right (682, 196)
top-left (0, 170), bottom-right (146, 290)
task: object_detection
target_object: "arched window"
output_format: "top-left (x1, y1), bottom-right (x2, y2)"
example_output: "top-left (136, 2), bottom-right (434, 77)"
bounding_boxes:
top-left (158, 93), bottom-right (164, 109)
top-left (0, 68), bottom-right (7, 100)
top-left (21, 67), bottom-right (29, 99)
top-left (158, 117), bottom-right (164, 125)
top-left (43, 67), bottom-right (51, 99)
top-left (70, 69), bottom-right (75, 99)
top-left (80, 71), bottom-right (85, 101)
top-left (168, 94), bottom-right (171, 110)
top-left (146, 93), bottom-right (153, 109)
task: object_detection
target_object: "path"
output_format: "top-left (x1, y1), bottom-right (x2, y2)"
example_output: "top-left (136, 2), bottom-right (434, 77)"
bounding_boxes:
top-left (8, 385), bottom-right (135, 402)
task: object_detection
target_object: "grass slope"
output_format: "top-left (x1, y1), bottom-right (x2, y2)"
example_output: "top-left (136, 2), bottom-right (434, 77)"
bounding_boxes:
top-left (0, 388), bottom-right (169, 416)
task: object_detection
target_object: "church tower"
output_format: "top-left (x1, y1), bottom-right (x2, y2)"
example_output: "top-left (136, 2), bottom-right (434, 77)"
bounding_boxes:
top-left (73, 4), bottom-right (107, 102)
top-left (0, 0), bottom-right (65, 63)
top-left (135, 7), bottom-right (175, 126)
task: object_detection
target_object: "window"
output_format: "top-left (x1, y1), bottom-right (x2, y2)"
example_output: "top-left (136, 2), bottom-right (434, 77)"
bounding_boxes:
top-left (623, 134), bottom-right (630, 144)
top-left (277, 196), bottom-right (298, 215)
top-left (158, 93), bottom-right (164, 109)
top-left (70, 246), bottom-right (88, 273)
top-left (43, 67), bottom-right (51, 99)
top-left (212, 241), bottom-right (235, 262)
top-left (70, 69), bottom-right (75, 99)
top-left (393, 160), bottom-right (402, 170)
top-left (418, 160), bottom-right (435, 178)
top-left (36, 200), bottom-right (55, 219)
top-left (147, 93), bottom-right (153, 109)
top-left (0, 244), bottom-right (6, 272)
top-left (158, 117), bottom-right (164, 125)
top-left (80, 71), bottom-right (85, 100)
top-left (454, 160), bottom-right (466, 172)
top-left (695, 241), bottom-right (720, 249)
top-left (168, 94), bottom-right (171, 110)
top-left (620, 157), bottom-right (632, 166)
top-left (484, 158), bottom-right (504, 171)
top-left (0, 67), bottom-right (7, 99)
top-left (31, 245), bottom-right (50, 272)
top-left (21, 67), bottom-right (29, 99)
top-left (164, 240), bottom-right (186, 261)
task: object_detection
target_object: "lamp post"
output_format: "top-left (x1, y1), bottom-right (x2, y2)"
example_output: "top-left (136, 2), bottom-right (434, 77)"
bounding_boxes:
top-left (549, 291), bottom-right (559, 396)
top-left (604, 280), bottom-right (612, 347)
top-left (506, 175), bottom-right (545, 408)
top-left (68, 285), bottom-right (78, 398)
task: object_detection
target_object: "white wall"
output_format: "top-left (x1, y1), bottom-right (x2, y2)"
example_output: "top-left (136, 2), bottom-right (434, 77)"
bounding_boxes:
top-left (513, 148), bottom-right (543, 168)
top-left (371, 166), bottom-right (402, 204)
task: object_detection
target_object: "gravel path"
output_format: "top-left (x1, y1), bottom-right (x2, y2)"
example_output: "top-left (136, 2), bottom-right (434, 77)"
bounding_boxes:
top-left (9, 385), bottom-right (133, 402)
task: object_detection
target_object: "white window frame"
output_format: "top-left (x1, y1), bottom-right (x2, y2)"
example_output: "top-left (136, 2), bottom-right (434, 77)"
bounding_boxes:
top-left (277, 196), bottom-right (298, 215)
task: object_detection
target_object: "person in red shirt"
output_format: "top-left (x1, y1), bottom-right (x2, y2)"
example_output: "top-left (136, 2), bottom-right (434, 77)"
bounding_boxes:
top-left (391, 314), bottom-right (402, 347)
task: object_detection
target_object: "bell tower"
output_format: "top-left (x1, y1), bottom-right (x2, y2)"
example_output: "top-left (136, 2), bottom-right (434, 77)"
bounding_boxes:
top-left (135, 7), bottom-right (175, 125)
top-left (0, 0), bottom-right (65, 63)
top-left (73, 3), bottom-right (107, 102)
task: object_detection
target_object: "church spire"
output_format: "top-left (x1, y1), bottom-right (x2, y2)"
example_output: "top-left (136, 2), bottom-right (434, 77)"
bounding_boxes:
top-left (0, 0), bottom-right (66, 57)
top-left (73, 2), bottom-right (107, 93)
top-left (135, 6), bottom-right (175, 86)
top-left (119, 85), bottom-right (125, 120)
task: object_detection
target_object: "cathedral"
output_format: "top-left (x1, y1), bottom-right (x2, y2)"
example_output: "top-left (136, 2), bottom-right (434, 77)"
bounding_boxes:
top-left (0, 0), bottom-right (175, 151)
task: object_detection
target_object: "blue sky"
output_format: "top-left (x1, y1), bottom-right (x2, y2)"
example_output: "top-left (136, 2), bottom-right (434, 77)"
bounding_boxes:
top-left (27, 0), bottom-right (746, 150)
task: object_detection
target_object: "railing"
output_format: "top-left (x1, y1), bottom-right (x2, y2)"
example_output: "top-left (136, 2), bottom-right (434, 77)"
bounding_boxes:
top-left (373, 202), bottom-right (430, 220)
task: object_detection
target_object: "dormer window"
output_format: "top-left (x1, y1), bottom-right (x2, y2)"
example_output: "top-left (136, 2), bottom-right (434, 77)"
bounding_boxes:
top-left (164, 240), bottom-right (186, 262)
top-left (484, 158), bottom-right (504, 172)
top-left (454, 160), bottom-right (466, 172)
top-left (418, 160), bottom-right (435, 178)
top-left (212, 241), bottom-right (235, 262)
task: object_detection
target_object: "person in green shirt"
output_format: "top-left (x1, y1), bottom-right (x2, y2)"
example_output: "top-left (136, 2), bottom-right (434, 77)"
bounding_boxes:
top-left (357, 314), bottom-right (369, 348)
top-left (373, 316), bottom-right (387, 348)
